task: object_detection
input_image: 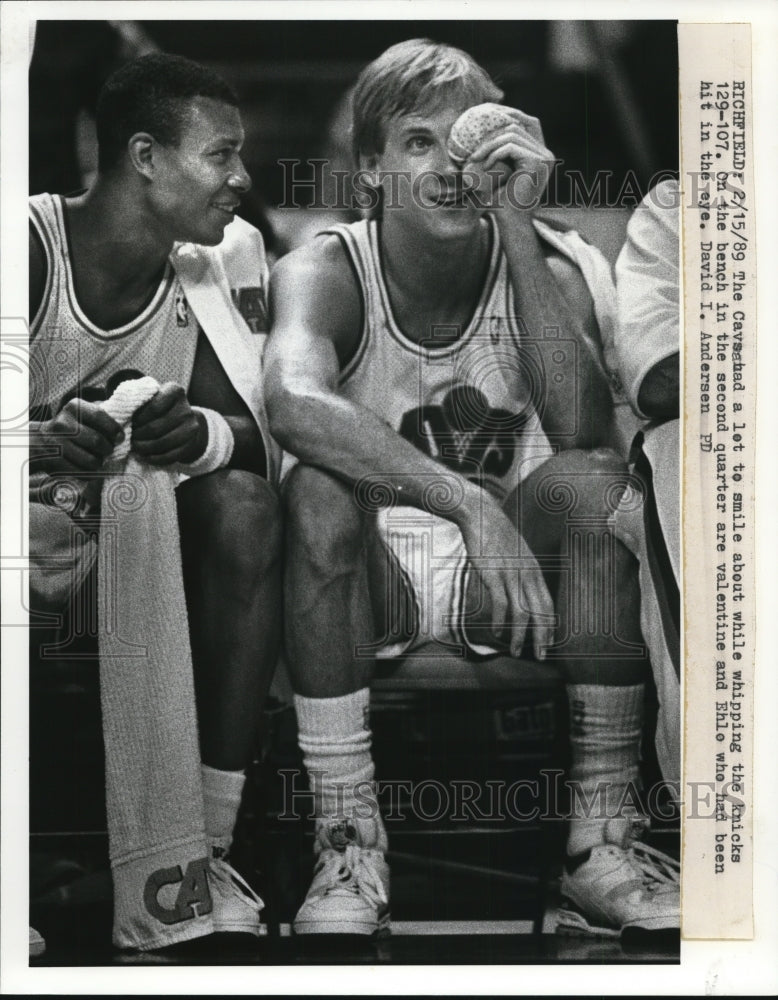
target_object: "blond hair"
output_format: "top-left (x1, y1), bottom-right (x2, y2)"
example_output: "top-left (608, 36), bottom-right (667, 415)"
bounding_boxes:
top-left (351, 38), bottom-right (503, 167)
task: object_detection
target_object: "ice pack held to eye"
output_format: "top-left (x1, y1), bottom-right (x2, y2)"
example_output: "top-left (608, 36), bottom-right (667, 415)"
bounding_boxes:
top-left (447, 103), bottom-right (517, 164)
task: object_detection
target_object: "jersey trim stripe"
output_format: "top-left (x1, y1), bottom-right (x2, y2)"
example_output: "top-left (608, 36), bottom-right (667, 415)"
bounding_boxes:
top-left (52, 195), bottom-right (175, 342)
top-left (318, 226), bottom-right (370, 386)
top-left (29, 203), bottom-right (56, 338)
top-left (367, 216), bottom-right (501, 359)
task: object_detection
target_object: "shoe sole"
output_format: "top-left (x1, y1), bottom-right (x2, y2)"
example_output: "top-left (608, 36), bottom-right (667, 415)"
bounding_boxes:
top-left (293, 911), bottom-right (391, 937)
top-left (556, 903), bottom-right (678, 938)
top-left (555, 906), bottom-right (620, 939)
top-left (212, 922), bottom-right (267, 937)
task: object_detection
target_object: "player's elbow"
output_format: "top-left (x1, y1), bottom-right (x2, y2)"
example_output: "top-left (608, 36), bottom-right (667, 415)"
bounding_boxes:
top-left (266, 383), bottom-right (302, 452)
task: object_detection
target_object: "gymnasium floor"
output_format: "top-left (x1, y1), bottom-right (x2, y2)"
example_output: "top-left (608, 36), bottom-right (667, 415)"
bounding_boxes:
top-left (30, 838), bottom-right (679, 967)
top-left (30, 632), bottom-right (679, 969)
top-left (30, 697), bottom-right (680, 968)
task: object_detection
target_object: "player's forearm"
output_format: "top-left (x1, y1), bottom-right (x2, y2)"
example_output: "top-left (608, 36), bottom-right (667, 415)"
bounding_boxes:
top-left (495, 212), bottom-right (612, 446)
top-left (267, 387), bottom-right (486, 529)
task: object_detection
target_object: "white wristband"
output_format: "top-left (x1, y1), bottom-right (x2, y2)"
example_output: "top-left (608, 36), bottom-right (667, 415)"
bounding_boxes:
top-left (176, 407), bottom-right (235, 477)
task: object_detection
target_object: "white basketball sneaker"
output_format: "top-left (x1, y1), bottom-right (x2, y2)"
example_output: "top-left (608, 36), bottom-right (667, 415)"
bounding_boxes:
top-left (293, 817), bottom-right (390, 936)
top-left (209, 850), bottom-right (266, 937)
top-left (558, 817), bottom-right (679, 937)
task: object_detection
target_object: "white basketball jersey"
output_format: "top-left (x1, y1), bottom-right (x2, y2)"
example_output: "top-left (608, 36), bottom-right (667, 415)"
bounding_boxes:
top-left (29, 193), bottom-right (199, 420)
top-left (328, 216), bottom-right (553, 501)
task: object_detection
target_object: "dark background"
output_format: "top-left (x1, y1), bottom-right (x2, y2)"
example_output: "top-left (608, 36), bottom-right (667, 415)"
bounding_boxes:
top-left (30, 19), bottom-right (679, 246)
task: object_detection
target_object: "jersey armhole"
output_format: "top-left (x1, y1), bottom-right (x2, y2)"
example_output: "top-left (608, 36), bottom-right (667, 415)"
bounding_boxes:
top-left (319, 228), bottom-right (367, 378)
top-left (29, 219), bottom-right (49, 337)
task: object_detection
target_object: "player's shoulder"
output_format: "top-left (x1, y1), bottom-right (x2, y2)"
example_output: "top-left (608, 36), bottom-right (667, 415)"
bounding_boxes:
top-left (274, 229), bottom-right (354, 280)
top-left (272, 231), bottom-right (360, 315)
top-left (269, 231), bottom-right (362, 357)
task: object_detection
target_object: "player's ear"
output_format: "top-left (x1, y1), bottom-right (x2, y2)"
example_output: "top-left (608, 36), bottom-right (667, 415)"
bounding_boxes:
top-left (358, 151), bottom-right (380, 188)
top-left (127, 132), bottom-right (156, 180)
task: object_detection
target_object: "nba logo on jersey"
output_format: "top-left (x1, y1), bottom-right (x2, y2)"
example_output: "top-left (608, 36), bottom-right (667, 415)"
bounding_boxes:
top-left (175, 289), bottom-right (189, 327)
top-left (489, 315), bottom-right (501, 345)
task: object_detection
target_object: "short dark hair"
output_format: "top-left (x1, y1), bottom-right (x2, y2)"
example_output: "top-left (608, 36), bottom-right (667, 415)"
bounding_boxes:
top-left (95, 53), bottom-right (239, 172)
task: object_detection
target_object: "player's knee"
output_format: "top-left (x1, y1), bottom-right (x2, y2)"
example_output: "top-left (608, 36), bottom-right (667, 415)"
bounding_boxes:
top-left (284, 464), bottom-right (364, 571)
top-left (220, 471), bottom-right (282, 577)
top-left (537, 447), bottom-right (629, 519)
top-left (577, 448), bottom-right (630, 518)
top-left (180, 469), bottom-right (282, 576)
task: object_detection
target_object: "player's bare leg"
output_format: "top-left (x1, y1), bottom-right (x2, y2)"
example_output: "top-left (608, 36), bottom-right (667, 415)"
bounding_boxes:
top-left (177, 468), bottom-right (282, 935)
top-left (283, 464), bottom-right (375, 698)
top-left (282, 464), bottom-right (415, 935)
top-left (178, 469), bottom-right (282, 772)
top-left (465, 448), bottom-right (679, 936)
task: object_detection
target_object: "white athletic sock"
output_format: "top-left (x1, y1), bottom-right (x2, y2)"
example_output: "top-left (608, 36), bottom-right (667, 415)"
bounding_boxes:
top-left (566, 684), bottom-right (645, 856)
top-left (201, 764), bottom-right (246, 856)
top-left (294, 688), bottom-right (384, 846)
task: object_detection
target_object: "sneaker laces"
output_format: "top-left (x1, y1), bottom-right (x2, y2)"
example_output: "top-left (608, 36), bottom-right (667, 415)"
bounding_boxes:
top-left (617, 817), bottom-right (680, 890)
top-left (624, 840), bottom-right (680, 892)
top-left (316, 845), bottom-right (388, 908)
top-left (209, 856), bottom-right (264, 913)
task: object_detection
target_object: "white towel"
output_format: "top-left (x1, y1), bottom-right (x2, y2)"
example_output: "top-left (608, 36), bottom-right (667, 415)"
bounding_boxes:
top-left (613, 180), bottom-right (680, 418)
top-left (171, 217), bottom-right (281, 485)
top-left (97, 377), bottom-right (213, 951)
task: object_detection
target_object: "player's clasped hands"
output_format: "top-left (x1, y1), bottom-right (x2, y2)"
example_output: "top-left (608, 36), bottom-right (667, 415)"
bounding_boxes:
top-left (32, 383), bottom-right (208, 479)
top-left (459, 496), bottom-right (554, 661)
top-left (31, 398), bottom-right (124, 479)
top-left (131, 382), bottom-right (208, 466)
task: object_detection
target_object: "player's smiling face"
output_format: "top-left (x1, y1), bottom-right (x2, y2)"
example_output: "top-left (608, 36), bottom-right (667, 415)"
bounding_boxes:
top-left (150, 96), bottom-right (251, 246)
top-left (371, 99), bottom-right (483, 239)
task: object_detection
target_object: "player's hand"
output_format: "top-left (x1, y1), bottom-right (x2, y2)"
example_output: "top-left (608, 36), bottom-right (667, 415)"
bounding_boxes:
top-left (30, 398), bottom-right (124, 479)
top-left (459, 496), bottom-right (554, 660)
top-left (463, 108), bottom-right (555, 215)
top-left (131, 382), bottom-right (208, 466)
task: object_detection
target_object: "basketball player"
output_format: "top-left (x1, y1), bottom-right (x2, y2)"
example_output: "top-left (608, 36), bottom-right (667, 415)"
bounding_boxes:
top-left (612, 178), bottom-right (681, 790)
top-left (29, 54), bottom-right (281, 950)
top-left (264, 39), bottom-right (679, 939)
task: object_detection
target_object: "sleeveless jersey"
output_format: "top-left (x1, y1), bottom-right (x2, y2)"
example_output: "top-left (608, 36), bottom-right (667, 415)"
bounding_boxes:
top-left (29, 193), bottom-right (199, 420)
top-left (329, 216), bottom-right (553, 501)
